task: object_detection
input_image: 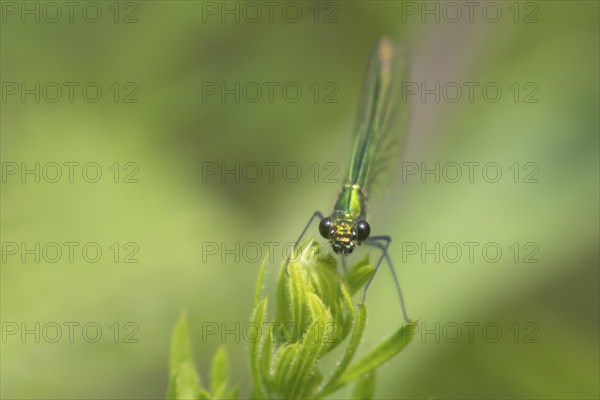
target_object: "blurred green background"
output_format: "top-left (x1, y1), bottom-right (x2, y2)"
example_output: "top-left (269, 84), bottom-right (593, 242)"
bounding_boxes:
top-left (1, 1), bottom-right (598, 399)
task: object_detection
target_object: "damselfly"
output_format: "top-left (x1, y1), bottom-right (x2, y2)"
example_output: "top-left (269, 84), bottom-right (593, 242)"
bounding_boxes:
top-left (287, 37), bottom-right (411, 321)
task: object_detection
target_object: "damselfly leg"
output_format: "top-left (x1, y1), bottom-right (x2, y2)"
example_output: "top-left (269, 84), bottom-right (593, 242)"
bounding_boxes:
top-left (285, 210), bottom-right (324, 275)
top-left (361, 236), bottom-right (410, 321)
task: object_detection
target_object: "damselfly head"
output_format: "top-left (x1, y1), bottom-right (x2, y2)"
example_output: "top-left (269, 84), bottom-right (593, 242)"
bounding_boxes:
top-left (319, 217), bottom-right (371, 255)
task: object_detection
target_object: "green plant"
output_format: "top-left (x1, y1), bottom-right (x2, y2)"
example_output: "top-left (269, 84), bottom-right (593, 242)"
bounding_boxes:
top-left (166, 240), bottom-right (416, 399)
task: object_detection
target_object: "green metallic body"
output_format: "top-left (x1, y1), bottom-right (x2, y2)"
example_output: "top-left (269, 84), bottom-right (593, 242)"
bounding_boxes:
top-left (326, 37), bottom-right (408, 255)
top-left (288, 37), bottom-right (411, 320)
top-left (331, 36), bottom-right (393, 226)
top-left (333, 184), bottom-right (366, 221)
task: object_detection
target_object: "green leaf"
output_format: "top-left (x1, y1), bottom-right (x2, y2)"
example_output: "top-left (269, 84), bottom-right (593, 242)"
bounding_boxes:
top-left (167, 313), bottom-right (205, 399)
top-left (307, 252), bottom-right (340, 309)
top-left (272, 343), bottom-right (299, 395)
top-left (174, 361), bottom-right (201, 400)
top-left (299, 370), bottom-right (324, 399)
top-left (169, 313), bottom-right (194, 375)
top-left (166, 376), bottom-right (177, 399)
top-left (348, 254), bottom-right (371, 271)
top-left (288, 259), bottom-right (310, 341)
top-left (350, 371), bottom-right (376, 400)
top-left (277, 259), bottom-right (289, 327)
top-left (254, 256), bottom-right (268, 308)
top-left (260, 319), bottom-right (274, 387)
top-left (317, 305), bottom-right (368, 398)
top-left (329, 283), bottom-right (356, 350)
top-left (286, 306), bottom-right (327, 398)
top-left (289, 293), bottom-right (331, 398)
top-left (221, 386), bottom-right (239, 399)
top-left (345, 259), bottom-right (375, 296)
top-left (165, 241), bottom-right (417, 400)
top-left (197, 387), bottom-right (211, 400)
top-left (305, 290), bottom-right (329, 337)
top-left (335, 320), bottom-right (417, 390)
top-left (246, 240), bottom-right (415, 399)
top-left (210, 345), bottom-right (229, 398)
top-left (249, 298), bottom-right (269, 399)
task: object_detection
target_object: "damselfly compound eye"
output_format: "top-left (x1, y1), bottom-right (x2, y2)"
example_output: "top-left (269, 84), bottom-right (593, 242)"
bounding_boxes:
top-left (355, 220), bottom-right (371, 241)
top-left (319, 217), bottom-right (333, 239)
